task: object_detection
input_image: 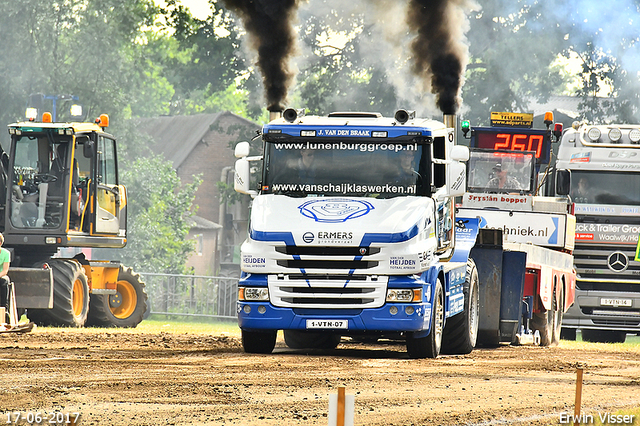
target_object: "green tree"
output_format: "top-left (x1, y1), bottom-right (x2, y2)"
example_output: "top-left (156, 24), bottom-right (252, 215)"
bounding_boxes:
top-left (160, 0), bottom-right (255, 117)
top-left (295, 5), bottom-right (398, 116)
top-left (98, 155), bottom-right (201, 274)
top-left (461, 1), bottom-right (569, 126)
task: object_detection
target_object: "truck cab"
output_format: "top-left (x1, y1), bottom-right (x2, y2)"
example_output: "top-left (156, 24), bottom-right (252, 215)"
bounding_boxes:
top-left (456, 112), bottom-right (576, 346)
top-left (554, 123), bottom-right (640, 343)
top-left (234, 109), bottom-right (474, 358)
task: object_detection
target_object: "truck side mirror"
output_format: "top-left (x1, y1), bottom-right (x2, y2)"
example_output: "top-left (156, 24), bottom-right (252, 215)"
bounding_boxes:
top-left (235, 141), bottom-right (251, 158)
top-left (446, 161), bottom-right (466, 197)
top-left (83, 140), bottom-right (95, 158)
top-left (556, 169), bottom-right (571, 196)
top-left (450, 145), bottom-right (470, 162)
top-left (234, 158), bottom-right (257, 197)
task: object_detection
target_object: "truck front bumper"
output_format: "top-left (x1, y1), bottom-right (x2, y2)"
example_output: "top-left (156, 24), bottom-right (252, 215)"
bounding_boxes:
top-left (237, 302), bottom-right (432, 334)
top-left (562, 289), bottom-right (640, 332)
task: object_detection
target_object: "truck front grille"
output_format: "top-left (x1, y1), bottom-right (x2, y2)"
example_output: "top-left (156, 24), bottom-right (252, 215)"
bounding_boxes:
top-left (573, 244), bottom-right (640, 291)
top-left (274, 245), bottom-right (380, 271)
top-left (268, 274), bottom-right (387, 309)
top-left (276, 259), bottom-right (378, 269)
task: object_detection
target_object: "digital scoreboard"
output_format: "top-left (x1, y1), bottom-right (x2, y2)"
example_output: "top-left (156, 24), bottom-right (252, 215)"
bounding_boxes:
top-left (471, 127), bottom-right (551, 164)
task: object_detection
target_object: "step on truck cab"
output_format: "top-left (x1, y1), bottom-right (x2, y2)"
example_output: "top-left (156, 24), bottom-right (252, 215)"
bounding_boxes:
top-left (457, 112), bottom-right (576, 346)
top-left (553, 122), bottom-right (640, 343)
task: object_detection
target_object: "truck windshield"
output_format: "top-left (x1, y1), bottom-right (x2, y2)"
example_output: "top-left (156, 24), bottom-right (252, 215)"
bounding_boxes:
top-left (466, 149), bottom-right (535, 194)
top-left (571, 171), bottom-right (640, 205)
top-left (262, 140), bottom-right (429, 198)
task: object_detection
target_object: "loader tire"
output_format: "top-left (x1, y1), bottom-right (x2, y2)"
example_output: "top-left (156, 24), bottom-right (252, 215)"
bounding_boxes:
top-left (441, 260), bottom-right (480, 355)
top-left (27, 260), bottom-right (89, 327)
top-left (86, 266), bottom-right (147, 328)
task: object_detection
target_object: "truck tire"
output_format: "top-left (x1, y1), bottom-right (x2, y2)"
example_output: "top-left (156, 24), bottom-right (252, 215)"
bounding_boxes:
top-left (283, 330), bottom-right (341, 350)
top-left (441, 260), bottom-right (480, 355)
top-left (242, 329), bottom-right (277, 354)
top-left (86, 266), bottom-right (147, 328)
top-left (561, 328), bottom-right (577, 341)
top-left (406, 279), bottom-right (444, 359)
top-left (27, 260), bottom-right (89, 327)
top-left (531, 286), bottom-right (562, 346)
top-left (581, 329), bottom-right (627, 343)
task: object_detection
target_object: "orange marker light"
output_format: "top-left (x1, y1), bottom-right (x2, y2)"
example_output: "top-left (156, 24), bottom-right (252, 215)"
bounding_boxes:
top-left (42, 112), bottom-right (53, 123)
top-left (97, 113), bottom-right (109, 128)
top-left (544, 111), bottom-right (554, 125)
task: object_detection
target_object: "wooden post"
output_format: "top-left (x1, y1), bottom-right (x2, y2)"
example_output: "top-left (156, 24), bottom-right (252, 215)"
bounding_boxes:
top-left (328, 386), bottom-right (354, 426)
top-left (574, 367), bottom-right (583, 426)
top-left (337, 386), bottom-right (345, 426)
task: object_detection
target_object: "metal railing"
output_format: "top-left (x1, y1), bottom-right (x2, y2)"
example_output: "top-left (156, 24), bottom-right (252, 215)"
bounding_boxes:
top-left (140, 272), bottom-right (238, 320)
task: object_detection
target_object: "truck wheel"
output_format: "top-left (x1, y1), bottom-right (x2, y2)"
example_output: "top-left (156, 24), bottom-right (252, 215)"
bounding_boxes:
top-left (86, 266), bottom-right (148, 328)
top-left (27, 260), bottom-right (89, 327)
top-left (442, 260), bottom-right (480, 355)
top-left (531, 286), bottom-right (562, 346)
top-left (561, 328), bottom-right (577, 341)
top-left (581, 329), bottom-right (627, 343)
top-left (242, 329), bottom-right (277, 354)
top-left (284, 330), bottom-right (341, 350)
top-left (406, 279), bottom-right (444, 359)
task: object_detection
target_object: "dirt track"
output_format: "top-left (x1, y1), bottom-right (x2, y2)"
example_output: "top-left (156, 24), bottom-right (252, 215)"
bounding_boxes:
top-left (0, 328), bottom-right (639, 426)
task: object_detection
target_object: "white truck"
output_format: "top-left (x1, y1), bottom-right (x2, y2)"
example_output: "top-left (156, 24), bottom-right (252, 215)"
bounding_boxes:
top-left (554, 122), bottom-right (640, 343)
top-left (457, 114), bottom-right (577, 346)
top-left (233, 109), bottom-right (556, 358)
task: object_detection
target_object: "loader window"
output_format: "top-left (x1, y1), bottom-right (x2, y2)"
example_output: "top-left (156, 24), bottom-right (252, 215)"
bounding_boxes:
top-left (10, 135), bottom-right (67, 229)
top-left (97, 136), bottom-right (117, 185)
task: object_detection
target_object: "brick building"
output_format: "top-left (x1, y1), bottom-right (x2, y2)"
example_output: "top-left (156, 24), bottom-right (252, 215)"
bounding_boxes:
top-left (140, 112), bottom-right (259, 275)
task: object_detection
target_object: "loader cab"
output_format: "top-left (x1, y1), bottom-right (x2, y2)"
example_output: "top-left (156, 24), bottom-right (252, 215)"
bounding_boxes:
top-left (4, 116), bottom-right (126, 257)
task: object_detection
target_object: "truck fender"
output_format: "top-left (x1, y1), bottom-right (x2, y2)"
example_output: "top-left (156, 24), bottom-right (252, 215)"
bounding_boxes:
top-left (416, 265), bottom-right (445, 339)
top-left (450, 217), bottom-right (480, 263)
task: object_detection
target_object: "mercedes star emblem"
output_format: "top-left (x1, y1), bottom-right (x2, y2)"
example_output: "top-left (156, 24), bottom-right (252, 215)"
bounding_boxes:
top-left (607, 251), bottom-right (629, 273)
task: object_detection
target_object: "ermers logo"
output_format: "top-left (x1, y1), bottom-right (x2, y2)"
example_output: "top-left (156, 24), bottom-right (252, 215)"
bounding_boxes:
top-left (298, 199), bottom-right (374, 223)
top-left (318, 231), bottom-right (353, 240)
top-left (302, 232), bottom-right (314, 243)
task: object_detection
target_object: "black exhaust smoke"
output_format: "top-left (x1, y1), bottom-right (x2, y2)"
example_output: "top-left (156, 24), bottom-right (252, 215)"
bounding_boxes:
top-left (221, 0), bottom-right (301, 112)
top-left (406, 0), bottom-right (473, 115)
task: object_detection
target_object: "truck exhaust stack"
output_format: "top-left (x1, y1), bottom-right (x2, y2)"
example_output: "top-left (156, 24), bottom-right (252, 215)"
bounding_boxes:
top-left (443, 114), bottom-right (456, 130)
top-left (269, 110), bottom-right (282, 122)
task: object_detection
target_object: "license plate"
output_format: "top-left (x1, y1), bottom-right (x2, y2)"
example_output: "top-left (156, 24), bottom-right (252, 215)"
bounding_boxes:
top-left (306, 319), bottom-right (348, 329)
top-left (600, 298), bottom-right (632, 307)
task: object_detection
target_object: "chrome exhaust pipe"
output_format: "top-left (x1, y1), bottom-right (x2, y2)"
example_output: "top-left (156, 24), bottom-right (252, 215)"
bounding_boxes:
top-left (443, 114), bottom-right (456, 130)
top-left (269, 110), bottom-right (282, 122)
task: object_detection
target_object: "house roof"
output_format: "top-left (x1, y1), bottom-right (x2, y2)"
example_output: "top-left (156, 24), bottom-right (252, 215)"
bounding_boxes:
top-left (139, 111), bottom-right (258, 168)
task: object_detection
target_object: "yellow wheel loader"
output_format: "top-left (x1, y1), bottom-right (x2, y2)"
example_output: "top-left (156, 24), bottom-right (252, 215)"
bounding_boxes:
top-left (2, 112), bottom-right (147, 328)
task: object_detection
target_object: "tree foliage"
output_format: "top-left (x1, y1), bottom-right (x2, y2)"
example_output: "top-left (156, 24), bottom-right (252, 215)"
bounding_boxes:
top-left (2, 0), bottom-right (640, 274)
top-left (98, 156), bottom-right (202, 274)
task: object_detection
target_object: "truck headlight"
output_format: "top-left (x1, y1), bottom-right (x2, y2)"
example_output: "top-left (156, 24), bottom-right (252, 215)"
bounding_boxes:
top-left (386, 289), bottom-right (422, 303)
top-left (239, 287), bottom-right (269, 301)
